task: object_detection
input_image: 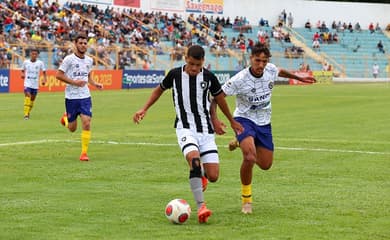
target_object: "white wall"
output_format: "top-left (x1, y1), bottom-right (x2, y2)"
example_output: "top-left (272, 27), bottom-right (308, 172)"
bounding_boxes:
top-left (221, 0), bottom-right (390, 29)
top-left (60, 0), bottom-right (390, 30)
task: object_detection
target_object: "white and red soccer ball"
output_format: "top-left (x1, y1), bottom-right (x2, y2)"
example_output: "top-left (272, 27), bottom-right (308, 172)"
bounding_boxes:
top-left (165, 199), bottom-right (191, 224)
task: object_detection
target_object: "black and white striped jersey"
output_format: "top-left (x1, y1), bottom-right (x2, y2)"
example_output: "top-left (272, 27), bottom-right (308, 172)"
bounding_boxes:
top-left (160, 66), bottom-right (222, 134)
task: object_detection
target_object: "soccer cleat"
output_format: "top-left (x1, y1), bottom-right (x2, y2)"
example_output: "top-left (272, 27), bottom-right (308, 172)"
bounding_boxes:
top-left (79, 153), bottom-right (89, 161)
top-left (241, 202), bottom-right (252, 214)
top-left (202, 176), bottom-right (208, 192)
top-left (197, 203), bottom-right (212, 223)
top-left (228, 139), bottom-right (239, 151)
top-left (24, 115), bottom-right (29, 120)
top-left (60, 112), bottom-right (68, 127)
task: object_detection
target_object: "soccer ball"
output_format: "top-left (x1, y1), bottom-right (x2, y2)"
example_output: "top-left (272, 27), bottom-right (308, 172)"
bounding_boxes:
top-left (165, 199), bottom-right (191, 224)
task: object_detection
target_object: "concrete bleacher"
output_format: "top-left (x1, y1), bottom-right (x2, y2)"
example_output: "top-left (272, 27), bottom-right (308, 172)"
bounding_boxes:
top-left (222, 25), bottom-right (322, 71)
top-left (294, 28), bottom-right (390, 77)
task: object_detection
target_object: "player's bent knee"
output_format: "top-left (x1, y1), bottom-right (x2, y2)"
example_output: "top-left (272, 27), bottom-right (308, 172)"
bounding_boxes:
top-left (207, 173), bottom-right (219, 182)
top-left (243, 153), bottom-right (257, 165)
top-left (260, 164), bottom-right (272, 170)
top-left (258, 161), bottom-right (273, 170)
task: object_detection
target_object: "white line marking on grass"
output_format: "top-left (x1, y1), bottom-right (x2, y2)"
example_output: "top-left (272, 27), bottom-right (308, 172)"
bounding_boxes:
top-left (1, 139), bottom-right (389, 155)
top-left (276, 147), bottom-right (389, 155)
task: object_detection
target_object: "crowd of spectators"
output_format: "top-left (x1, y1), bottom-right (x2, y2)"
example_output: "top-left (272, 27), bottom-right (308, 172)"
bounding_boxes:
top-left (0, 1), bottom-right (387, 71)
top-left (0, 0), bottom-right (309, 69)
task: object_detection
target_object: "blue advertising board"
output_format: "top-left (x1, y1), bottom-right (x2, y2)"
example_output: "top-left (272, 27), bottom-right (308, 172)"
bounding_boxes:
top-left (0, 69), bottom-right (10, 93)
top-left (122, 70), bottom-right (165, 89)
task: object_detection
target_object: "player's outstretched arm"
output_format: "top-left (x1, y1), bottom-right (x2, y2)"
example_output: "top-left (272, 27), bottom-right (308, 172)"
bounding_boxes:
top-left (210, 99), bottom-right (227, 135)
top-left (278, 68), bottom-right (316, 83)
top-left (88, 73), bottom-right (103, 89)
top-left (133, 86), bottom-right (164, 124)
top-left (214, 93), bottom-right (243, 135)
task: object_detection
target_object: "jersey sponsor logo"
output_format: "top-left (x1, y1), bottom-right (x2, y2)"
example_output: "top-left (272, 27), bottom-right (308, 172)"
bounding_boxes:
top-left (268, 81), bottom-right (274, 89)
top-left (248, 92), bottom-right (270, 103)
top-left (250, 101), bottom-right (270, 110)
top-left (72, 71), bottom-right (89, 78)
top-left (200, 81), bottom-right (207, 89)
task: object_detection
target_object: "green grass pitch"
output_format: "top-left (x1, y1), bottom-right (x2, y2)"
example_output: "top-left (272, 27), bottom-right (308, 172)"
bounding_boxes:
top-left (0, 83), bottom-right (389, 240)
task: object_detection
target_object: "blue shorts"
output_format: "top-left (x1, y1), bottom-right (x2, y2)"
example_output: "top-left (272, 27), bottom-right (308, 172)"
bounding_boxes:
top-left (65, 97), bottom-right (92, 122)
top-left (235, 117), bottom-right (274, 151)
top-left (24, 87), bottom-right (38, 96)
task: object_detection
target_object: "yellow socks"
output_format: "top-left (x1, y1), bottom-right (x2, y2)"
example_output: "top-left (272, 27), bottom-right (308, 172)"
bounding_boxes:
top-left (241, 184), bottom-right (252, 204)
top-left (81, 130), bottom-right (91, 154)
top-left (23, 97), bottom-right (31, 116)
top-left (30, 100), bottom-right (34, 113)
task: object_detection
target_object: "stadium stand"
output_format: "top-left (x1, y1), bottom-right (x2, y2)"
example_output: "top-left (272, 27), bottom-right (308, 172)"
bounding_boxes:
top-left (0, 0), bottom-right (388, 78)
top-left (294, 26), bottom-right (390, 78)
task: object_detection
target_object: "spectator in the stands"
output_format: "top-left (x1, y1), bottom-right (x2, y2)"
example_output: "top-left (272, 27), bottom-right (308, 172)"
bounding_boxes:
top-left (142, 59), bottom-right (150, 70)
top-left (246, 38), bottom-right (254, 52)
top-left (377, 40), bottom-right (385, 53)
top-left (331, 21), bottom-right (337, 30)
top-left (284, 33), bottom-right (291, 43)
top-left (305, 20), bottom-right (312, 31)
top-left (372, 63), bottom-right (379, 78)
top-left (347, 22), bottom-right (353, 33)
top-left (332, 32), bottom-right (339, 43)
top-left (322, 61), bottom-right (330, 71)
top-left (299, 62), bottom-right (310, 72)
top-left (375, 23), bottom-right (381, 32)
top-left (287, 12), bottom-right (293, 28)
top-left (354, 22), bottom-right (362, 32)
top-left (313, 32), bottom-right (320, 42)
top-left (312, 38), bottom-right (320, 50)
top-left (369, 23), bottom-right (375, 34)
top-left (281, 9), bottom-right (287, 25)
top-left (258, 18), bottom-right (269, 27)
top-left (319, 21), bottom-right (328, 32)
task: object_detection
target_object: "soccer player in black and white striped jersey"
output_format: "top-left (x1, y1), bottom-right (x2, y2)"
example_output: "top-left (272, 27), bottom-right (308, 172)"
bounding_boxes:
top-left (133, 45), bottom-right (243, 223)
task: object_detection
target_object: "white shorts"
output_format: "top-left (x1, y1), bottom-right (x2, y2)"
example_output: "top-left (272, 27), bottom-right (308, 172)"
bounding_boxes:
top-left (175, 128), bottom-right (219, 164)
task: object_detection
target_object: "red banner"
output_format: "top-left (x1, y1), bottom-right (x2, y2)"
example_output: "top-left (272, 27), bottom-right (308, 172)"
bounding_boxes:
top-left (9, 69), bottom-right (123, 93)
top-left (288, 71), bottom-right (314, 85)
top-left (113, 0), bottom-right (140, 7)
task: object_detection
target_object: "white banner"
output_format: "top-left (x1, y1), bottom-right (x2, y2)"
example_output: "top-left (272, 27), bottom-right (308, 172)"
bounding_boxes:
top-left (80, 0), bottom-right (113, 5)
top-left (150, 0), bottom-right (185, 12)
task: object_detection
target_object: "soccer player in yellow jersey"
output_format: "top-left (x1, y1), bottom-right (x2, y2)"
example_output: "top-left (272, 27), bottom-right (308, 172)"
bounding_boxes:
top-left (21, 49), bottom-right (47, 120)
top-left (56, 33), bottom-right (103, 161)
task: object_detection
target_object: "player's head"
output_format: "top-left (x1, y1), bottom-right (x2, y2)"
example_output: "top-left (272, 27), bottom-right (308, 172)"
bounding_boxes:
top-left (29, 48), bottom-right (40, 61)
top-left (74, 33), bottom-right (88, 56)
top-left (250, 43), bottom-right (271, 76)
top-left (185, 45), bottom-right (205, 76)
